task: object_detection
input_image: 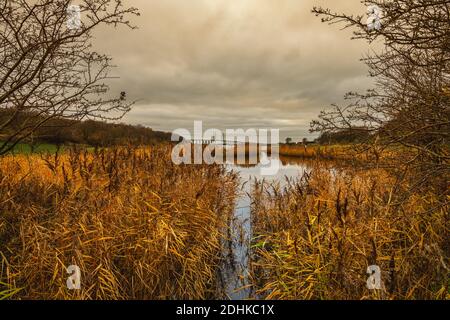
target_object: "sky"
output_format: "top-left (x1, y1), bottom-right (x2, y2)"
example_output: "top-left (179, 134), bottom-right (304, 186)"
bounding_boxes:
top-left (92, 0), bottom-right (376, 141)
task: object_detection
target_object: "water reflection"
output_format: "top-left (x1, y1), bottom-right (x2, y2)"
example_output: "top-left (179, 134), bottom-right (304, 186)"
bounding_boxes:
top-left (221, 156), bottom-right (311, 300)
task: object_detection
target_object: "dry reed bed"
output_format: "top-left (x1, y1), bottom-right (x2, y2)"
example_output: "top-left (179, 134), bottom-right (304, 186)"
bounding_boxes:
top-left (0, 145), bottom-right (238, 299)
top-left (250, 164), bottom-right (449, 300)
top-left (278, 144), bottom-right (398, 163)
top-left (279, 144), bottom-right (343, 159)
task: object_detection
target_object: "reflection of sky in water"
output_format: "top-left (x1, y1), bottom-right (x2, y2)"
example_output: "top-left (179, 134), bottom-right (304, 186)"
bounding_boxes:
top-left (222, 158), bottom-right (310, 300)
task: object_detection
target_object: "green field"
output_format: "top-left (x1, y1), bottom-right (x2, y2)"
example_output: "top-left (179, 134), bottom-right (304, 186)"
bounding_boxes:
top-left (3, 143), bottom-right (64, 154)
top-left (0, 142), bottom-right (62, 155)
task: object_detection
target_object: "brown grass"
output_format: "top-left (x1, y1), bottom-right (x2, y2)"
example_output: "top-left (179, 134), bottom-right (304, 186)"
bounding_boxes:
top-left (249, 163), bottom-right (449, 300)
top-left (279, 144), bottom-right (345, 159)
top-left (0, 145), bottom-right (238, 299)
top-left (1, 143), bottom-right (448, 300)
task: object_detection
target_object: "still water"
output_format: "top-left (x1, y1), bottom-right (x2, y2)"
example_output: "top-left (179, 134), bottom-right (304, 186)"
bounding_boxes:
top-left (221, 156), bottom-right (311, 300)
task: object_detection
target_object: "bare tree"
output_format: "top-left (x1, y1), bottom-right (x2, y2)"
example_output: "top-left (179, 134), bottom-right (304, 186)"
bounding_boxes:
top-left (0, 0), bottom-right (139, 155)
top-left (311, 0), bottom-right (450, 191)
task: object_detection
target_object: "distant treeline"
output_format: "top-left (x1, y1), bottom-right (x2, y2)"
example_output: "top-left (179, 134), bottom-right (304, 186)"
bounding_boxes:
top-left (315, 128), bottom-right (370, 145)
top-left (0, 110), bottom-right (172, 147)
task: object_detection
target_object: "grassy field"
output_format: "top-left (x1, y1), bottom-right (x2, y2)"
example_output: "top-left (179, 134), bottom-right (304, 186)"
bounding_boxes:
top-left (0, 145), bottom-right (238, 299)
top-left (249, 163), bottom-right (449, 300)
top-left (0, 142), bottom-right (62, 155)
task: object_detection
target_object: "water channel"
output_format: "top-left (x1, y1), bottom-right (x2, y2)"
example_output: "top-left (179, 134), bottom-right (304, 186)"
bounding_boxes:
top-left (221, 156), bottom-right (312, 299)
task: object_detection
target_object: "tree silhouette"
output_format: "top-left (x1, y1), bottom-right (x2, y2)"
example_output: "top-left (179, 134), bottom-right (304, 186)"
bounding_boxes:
top-left (0, 0), bottom-right (139, 155)
top-left (311, 0), bottom-right (450, 190)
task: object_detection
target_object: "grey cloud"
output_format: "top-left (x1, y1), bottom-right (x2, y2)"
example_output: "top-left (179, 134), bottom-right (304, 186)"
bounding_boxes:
top-left (92, 0), bottom-right (375, 141)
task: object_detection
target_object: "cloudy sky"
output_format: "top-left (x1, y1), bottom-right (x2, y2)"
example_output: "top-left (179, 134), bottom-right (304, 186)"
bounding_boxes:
top-left (92, 0), bottom-right (376, 141)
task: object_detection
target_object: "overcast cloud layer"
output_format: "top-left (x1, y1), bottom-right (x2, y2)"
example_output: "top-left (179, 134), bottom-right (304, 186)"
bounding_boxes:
top-left (92, 0), bottom-right (375, 141)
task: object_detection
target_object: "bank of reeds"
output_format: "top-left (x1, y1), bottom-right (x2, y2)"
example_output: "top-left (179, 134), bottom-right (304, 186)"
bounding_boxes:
top-left (0, 145), bottom-right (237, 299)
top-left (279, 144), bottom-right (346, 159)
top-left (250, 163), bottom-right (449, 300)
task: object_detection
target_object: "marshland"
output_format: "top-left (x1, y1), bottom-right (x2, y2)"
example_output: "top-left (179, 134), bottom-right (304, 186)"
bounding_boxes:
top-left (1, 0), bottom-right (449, 301)
top-left (0, 144), bottom-right (448, 300)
